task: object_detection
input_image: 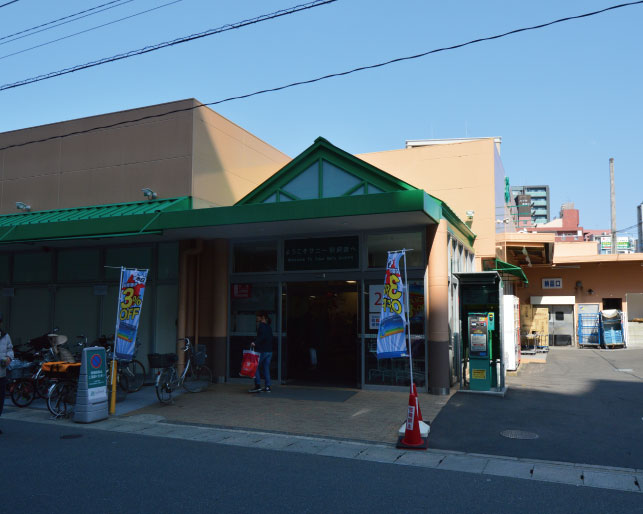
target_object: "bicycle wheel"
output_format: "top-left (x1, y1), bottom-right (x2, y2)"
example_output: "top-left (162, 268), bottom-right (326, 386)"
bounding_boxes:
top-left (11, 379), bottom-right (35, 407)
top-left (35, 375), bottom-right (51, 399)
top-left (47, 381), bottom-right (77, 418)
top-left (183, 365), bottom-right (212, 393)
top-left (155, 368), bottom-right (174, 404)
top-left (122, 359), bottom-right (146, 393)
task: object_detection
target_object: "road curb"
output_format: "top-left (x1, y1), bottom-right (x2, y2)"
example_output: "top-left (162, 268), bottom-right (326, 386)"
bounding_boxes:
top-left (4, 407), bottom-right (641, 494)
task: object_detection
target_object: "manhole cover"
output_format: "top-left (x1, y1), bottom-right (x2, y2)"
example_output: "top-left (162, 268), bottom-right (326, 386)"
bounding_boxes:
top-left (500, 429), bottom-right (539, 440)
top-left (60, 434), bottom-right (83, 440)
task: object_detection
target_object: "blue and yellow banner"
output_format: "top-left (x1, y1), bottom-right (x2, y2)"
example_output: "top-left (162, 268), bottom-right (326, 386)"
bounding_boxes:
top-left (376, 251), bottom-right (408, 359)
top-left (114, 268), bottom-right (148, 361)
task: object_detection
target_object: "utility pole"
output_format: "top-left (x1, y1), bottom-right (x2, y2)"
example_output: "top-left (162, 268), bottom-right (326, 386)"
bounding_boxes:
top-left (610, 158), bottom-right (616, 254)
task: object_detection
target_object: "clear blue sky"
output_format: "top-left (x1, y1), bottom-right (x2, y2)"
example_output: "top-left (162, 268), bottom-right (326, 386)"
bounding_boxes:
top-left (1, 0), bottom-right (641, 235)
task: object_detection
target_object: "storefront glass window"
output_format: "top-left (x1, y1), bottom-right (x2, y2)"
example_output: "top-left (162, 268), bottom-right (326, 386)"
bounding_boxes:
top-left (104, 246), bottom-right (152, 281)
top-left (367, 232), bottom-right (423, 268)
top-left (229, 283), bottom-right (278, 378)
top-left (54, 287), bottom-right (99, 344)
top-left (13, 252), bottom-right (52, 283)
top-left (363, 279), bottom-right (425, 387)
top-left (57, 249), bottom-right (100, 282)
top-left (0, 254), bottom-right (10, 283)
top-left (158, 242), bottom-right (179, 281)
top-left (233, 242), bottom-right (278, 273)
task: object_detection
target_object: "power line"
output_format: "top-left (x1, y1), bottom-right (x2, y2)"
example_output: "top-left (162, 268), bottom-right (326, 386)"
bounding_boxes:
top-left (0, 0), bottom-right (133, 44)
top-left (0, 0), bottom-right (337, 92)
top-left (0, 0), bottom-right (183, 62)
top-left (0, 0), bottom-right (20, 9)
top-left (1, 0), bottom-right (642, 152)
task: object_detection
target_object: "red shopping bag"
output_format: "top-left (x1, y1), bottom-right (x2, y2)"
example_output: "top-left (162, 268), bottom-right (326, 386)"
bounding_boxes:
top-left (239, 349), bottom-right (260, 377)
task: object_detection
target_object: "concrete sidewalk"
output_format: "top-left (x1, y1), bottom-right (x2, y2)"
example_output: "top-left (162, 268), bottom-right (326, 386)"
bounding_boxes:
top-left (122, 382), bottom-right (453, 443)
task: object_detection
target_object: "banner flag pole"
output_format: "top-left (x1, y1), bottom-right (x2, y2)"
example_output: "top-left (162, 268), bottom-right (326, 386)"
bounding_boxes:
top-left (403, 250), bottom-right (414, 391)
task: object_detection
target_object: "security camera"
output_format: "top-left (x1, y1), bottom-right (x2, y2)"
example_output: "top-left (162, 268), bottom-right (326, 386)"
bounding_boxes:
top-left (142, 188), bottom-right (157, 200)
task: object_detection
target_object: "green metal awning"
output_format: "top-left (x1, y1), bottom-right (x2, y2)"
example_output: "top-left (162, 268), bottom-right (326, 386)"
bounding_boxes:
top-left (484, 258), bottom-right (528, 284)
top-left (0, 197), bottom-right (191, 243)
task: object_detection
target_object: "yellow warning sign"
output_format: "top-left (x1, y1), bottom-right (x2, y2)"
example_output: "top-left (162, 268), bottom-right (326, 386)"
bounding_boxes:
top-left (472, 369), bottom-right (487, 380)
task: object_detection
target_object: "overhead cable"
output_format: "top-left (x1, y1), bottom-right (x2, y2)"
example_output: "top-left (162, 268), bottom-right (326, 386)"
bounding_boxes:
top-left (0, 0), bottom-right (133, 44)
top-left (0, 0), bottom-right (182, 61)
top-left (1, 0), bottom-right (642, 151)
top-left (0, 0), bottom-right (20, 9)
top-left (0, 0), bottom-right (337, 91)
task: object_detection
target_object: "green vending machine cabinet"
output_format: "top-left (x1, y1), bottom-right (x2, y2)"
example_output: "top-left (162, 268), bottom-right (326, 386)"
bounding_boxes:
top-left (467, 313), bottom-right (493, 391)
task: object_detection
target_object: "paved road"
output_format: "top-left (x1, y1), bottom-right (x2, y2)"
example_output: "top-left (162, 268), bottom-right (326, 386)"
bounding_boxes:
top-left (2, 419), bottom-right (641, 514)
top-left (430, 348), bottom-right (643, 469)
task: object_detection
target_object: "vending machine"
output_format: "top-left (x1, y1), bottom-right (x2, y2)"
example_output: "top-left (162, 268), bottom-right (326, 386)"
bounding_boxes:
top-left (467, 312), bottom-right (494, 391)
top-left (454, 271), bottom-right (504, 393)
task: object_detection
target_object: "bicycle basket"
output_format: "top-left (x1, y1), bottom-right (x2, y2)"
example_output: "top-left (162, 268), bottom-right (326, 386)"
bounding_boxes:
top-left (147, 353), bottom-right (178, 368)
top-left (194, 349), bottom-right (207, 367)
top-left (42, 361), bottom-right (81, 379)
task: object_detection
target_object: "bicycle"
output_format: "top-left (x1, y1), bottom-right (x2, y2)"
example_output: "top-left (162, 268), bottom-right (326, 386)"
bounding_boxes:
top-left (152, 338), bottom-right (212, 404)
top-left (44, 362), bottom-right (81, 418)
top-left (10, 349), bottom-right (55, 407)
top-left (99, 336), bottom-right (146, 393)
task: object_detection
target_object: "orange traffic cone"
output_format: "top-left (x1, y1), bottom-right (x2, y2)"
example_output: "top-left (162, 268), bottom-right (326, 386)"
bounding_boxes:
top-left (411, 383), bottom-right (423, 422)
top-left (396, 392), bottom-right (428, 449)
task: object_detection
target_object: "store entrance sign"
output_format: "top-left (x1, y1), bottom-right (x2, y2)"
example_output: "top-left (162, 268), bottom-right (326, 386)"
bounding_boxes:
top-left (284, 236), bottom-right (359, 271)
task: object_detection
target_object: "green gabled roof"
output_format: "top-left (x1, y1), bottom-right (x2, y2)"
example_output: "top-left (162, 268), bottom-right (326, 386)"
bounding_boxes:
top-left (0, 197), bottom-right (191, 242)
top-left (237, 137), bottom-right (417, 205)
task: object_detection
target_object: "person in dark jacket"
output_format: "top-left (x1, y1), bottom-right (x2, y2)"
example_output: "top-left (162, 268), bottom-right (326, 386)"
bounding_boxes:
top-left (249, 311), bottom-right (273, 393)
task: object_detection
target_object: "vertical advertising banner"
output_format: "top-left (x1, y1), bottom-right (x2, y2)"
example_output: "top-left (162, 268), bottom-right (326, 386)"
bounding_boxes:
top-left (376, 251), bottom-right (408, 359)
top-left (114, 268), bottom-right (148, 361)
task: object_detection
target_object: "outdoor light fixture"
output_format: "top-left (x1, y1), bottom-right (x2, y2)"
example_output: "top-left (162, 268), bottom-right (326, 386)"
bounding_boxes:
top-left (466, 210), bottom-right (475, 218)
top-left (587, 288), bottom-right (595, 296)
top-left (575, 281), bottom-right (583, 289)
top-left (16, 201), bottom-right (31, 212)
top-left (142, 188), bottom-right (157, 200)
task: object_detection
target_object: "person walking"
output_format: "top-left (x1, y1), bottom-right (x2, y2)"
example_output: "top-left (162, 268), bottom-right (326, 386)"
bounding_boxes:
top-left (249, 311), bottom-right (273, 393)
top-left (0, 313), bottom-right (14, 434)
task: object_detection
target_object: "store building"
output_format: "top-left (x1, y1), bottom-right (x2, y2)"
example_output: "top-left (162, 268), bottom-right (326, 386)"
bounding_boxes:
top-left (0, 99), bottom-right (492, 394)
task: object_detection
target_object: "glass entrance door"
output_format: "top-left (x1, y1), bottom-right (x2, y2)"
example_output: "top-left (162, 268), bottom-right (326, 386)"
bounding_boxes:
top-left (283, 281), bottom-right (359, 387)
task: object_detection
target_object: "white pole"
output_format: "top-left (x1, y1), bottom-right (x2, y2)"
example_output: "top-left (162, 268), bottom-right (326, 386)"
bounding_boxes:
top-left (403, 250), bottom-right (413, 391)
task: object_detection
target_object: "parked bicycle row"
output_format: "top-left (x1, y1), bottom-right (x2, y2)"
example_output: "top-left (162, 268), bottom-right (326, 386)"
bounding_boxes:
top-left (6, 330), bottom-right (149, 412)
top-left (5, 333), bottom-right (212, 418)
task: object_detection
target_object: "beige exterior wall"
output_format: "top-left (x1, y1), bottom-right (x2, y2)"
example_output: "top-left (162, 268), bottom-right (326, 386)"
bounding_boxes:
top-left (0, 100), bottom-right (196, 212)
top-left (191, 102), bottom-right (290, 206)
top-left (358, 139), bottom-right (499, 266)
top-left (554, 242), bottom-right (598, 258)
top-left (517, 261), bottom-right (643, 320)
top-left (0, 99), bottom-right (290, 213)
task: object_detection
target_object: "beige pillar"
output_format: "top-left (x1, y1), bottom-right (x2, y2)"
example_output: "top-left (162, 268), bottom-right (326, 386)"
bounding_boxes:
top-left (212, 239), bottom-right (229, 382)
top-left (426, 219), bottom-right (450, 395)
